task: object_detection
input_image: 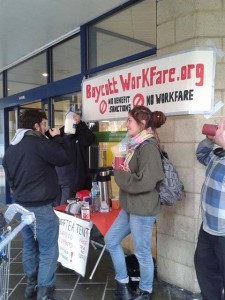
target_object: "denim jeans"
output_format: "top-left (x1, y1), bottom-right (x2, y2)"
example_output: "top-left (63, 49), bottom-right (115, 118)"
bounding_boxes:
top-left (21, 204), bottom-right (59, 287)
top-left (104, 209), bottom-right (156, 293)
top-left (194, 224), bottom-right (225, 300)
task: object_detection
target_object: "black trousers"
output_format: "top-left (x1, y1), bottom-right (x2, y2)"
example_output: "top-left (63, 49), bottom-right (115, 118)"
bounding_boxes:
top-left (194, 224), bottom-right (225, 300)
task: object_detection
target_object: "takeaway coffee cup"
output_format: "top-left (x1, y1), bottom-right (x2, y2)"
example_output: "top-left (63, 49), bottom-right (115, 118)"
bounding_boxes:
top-left (202, 124), bottom-right (218, 136)
top-left (114, 156), bottom-right (125, 170)
top-left (111, 197), bottom-right (120, 210)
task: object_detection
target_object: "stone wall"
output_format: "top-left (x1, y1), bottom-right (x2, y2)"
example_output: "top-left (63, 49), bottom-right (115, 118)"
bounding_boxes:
top-left (156, 0), bottom-right (225, 292)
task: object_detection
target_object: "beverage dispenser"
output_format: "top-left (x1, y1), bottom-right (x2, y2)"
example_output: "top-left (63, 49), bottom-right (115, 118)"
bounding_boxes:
top-left (97, 168), bottom-right (112, 212)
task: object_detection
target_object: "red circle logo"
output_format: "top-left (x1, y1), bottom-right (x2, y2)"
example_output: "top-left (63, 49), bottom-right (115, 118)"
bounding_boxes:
top-left (133, 93), bottom-right (144, 107)
top-left (99, 100), bottom-right (107, 114)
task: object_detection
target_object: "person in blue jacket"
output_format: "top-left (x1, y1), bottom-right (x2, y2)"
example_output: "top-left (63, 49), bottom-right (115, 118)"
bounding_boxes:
top-left (3, 109), bottom-right (73, 300)
top-left (195, 117), bottom-right (225, 300)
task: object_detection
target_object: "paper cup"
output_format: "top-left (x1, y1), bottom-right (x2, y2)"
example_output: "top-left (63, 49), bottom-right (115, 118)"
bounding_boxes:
top-left (114, 156), bottom-right (125, 170)
top-left (111, 198), bottom-right (120, 210)
top-left (202, 124), bottom-right (218, 136)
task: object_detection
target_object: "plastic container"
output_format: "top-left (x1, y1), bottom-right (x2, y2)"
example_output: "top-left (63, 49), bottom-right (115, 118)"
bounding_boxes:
top-left (64, 112), bottom-right (76, 134)
top-left (91, 182), bottom-right (101, 212)
top-left (76, 190), bottom-right (90, 201)
top-left (111, 197), bottom-right (120, 210)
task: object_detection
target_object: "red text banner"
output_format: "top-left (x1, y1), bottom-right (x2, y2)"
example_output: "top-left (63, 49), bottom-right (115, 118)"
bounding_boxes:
top-left (82, 49), bottom-right (215, 121)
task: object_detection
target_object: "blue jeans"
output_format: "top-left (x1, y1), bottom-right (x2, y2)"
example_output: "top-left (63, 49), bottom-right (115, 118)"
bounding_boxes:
top-left (21, 204), bottom-right (59, 287)
top-left (104, 209), bottom-right (156, 293)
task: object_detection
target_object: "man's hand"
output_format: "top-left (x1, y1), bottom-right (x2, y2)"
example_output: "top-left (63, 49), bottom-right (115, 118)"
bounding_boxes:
top-left (213, 117), bottom-right (225, 148)
top-left (49, 127), bottom-right (60, 137)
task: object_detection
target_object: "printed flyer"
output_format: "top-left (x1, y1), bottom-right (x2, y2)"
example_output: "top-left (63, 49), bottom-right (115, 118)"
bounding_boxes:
top-left (55, 210), bottom-right (92, 277)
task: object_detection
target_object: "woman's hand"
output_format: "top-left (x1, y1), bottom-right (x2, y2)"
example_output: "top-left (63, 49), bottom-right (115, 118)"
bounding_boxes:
top-left (120, 163), bottom-right (130, 172)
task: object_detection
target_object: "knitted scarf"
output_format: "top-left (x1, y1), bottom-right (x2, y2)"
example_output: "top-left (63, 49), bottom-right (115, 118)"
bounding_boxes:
top-left (124, 127), bottom-right (154, 165)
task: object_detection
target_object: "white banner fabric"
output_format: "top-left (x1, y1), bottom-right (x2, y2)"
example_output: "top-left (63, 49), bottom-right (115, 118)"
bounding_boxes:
top-left (82, 49), bottom-right (216, 121)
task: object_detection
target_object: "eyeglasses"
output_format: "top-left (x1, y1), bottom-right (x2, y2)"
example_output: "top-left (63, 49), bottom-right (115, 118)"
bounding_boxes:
top-left (213, 147), bottom-right (225, 158)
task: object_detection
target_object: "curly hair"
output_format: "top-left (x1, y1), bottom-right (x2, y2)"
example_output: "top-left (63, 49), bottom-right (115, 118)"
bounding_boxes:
top-left (129, 105), bottom-right (166, 129)
top-left (151, 111), bottom-right (167, 128)
top-left (19, 109), bottom-right (47, 129)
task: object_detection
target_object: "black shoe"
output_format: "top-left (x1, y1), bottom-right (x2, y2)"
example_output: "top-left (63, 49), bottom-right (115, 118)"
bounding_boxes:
top-left (114, 280), bottom-right (133, 300)
top-left (37, 286), bottom-right (55, 300)
top-left (132, 288), bottom-right (152, 300)
top-left (25, 276), bottom-right (37, 299)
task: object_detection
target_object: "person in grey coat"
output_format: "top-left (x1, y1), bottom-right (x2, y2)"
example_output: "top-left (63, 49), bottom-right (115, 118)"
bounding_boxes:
top-left (104, 106), bottom-right (166, 300)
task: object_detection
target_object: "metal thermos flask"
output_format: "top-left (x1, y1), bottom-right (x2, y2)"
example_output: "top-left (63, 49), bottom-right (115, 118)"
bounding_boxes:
top-left (97, 169), bottom-right (112, 212)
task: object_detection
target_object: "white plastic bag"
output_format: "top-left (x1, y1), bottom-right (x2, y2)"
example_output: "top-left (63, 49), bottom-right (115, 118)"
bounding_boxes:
top-left (64, 112), bottom-right (76, 134)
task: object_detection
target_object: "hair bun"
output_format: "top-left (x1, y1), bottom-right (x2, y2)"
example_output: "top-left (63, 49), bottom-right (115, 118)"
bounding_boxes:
top-left (151, 111), bottom-right (166, 128)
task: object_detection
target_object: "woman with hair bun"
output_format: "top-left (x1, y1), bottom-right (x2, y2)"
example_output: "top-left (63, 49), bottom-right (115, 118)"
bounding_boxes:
top-left (105, 105), bottom-right (166, 300)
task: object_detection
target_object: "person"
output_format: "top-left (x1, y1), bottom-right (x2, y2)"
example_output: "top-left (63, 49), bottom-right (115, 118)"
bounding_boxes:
top-left (104, 105), bottom-right (166, 300)
top-left (195, 117), bottom-right (225, 300)
top-left (2, 109), bottom-right (73, 300)
top-left (55, 110), bottom-right (95, 205)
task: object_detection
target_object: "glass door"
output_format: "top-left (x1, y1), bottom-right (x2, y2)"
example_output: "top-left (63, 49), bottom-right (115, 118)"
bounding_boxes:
top-left (2, 106), bottom-right (19, 203)
top-left (8, 108), bottom-right (18, 144)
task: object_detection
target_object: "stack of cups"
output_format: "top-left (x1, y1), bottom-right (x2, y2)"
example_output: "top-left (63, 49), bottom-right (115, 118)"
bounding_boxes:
top-left (111, 196), bottom-right (120, 210)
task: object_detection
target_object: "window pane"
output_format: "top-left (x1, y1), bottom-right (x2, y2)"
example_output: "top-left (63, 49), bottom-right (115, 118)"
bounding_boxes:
top-left (53, 92), bottom-right (82, 127)
top-left (53, 36), bottom-right (81, 81)
top-left (88, 0), bottom-right (156, 68)
top-left (7, 52), bottom-right (47, 96)
top-left (0, 73), bottom-right (3, 99)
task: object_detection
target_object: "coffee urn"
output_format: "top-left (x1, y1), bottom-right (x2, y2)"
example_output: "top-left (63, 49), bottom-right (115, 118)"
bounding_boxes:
top-left (97, 168), bottom-right (112, 212)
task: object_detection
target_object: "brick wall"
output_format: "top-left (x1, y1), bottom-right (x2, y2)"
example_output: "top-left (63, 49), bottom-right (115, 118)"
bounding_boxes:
top-left (156, 0), bottom-right (225, 292)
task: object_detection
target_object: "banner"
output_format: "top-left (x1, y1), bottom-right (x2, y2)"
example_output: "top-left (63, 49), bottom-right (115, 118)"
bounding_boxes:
top-left (55, 211), bottom-right (92, 277)
top-left (82, 49), bottom-right (216, 121)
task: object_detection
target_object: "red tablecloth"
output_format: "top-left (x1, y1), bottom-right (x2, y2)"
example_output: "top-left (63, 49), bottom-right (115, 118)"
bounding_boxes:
top-left (54, 205), bottom-right (121, 236)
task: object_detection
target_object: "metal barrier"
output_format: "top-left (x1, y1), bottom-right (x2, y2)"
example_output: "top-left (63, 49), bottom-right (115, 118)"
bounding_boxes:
top-left (0, 204), bottom-right (35, 300)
